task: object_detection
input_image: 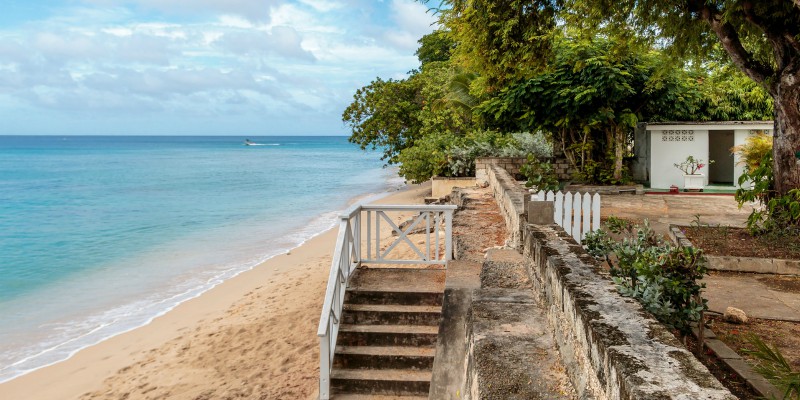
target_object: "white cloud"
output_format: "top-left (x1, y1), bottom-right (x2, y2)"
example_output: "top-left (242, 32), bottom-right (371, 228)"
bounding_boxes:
top-left (0, 0), bottom-right (437, 134)
top-left (81, 0), bottom-right (284, 22)
top-left (214, 26), bottom-right (315, 61)
top-left (297, 0), bottom-right (344, 12)
top-left (391, 0), bottom-right (437, 36)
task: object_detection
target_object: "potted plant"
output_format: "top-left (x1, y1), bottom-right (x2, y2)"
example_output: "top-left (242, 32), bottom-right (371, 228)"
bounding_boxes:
top-left (674, 156), bottom-right (714, 191)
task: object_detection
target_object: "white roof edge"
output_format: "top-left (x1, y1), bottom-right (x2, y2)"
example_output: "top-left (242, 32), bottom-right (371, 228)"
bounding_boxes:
top-left (645, 121), bottom-right (774, 131)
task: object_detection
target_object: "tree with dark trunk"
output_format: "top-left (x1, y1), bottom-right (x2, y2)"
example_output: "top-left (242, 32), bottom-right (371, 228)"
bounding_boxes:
top-left (567, 0), bottom-right (800, 195)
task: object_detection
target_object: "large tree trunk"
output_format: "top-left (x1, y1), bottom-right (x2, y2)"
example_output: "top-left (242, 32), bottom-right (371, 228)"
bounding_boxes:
top-left (613, 126), bottom-right (626, 182)
top-left (772, 62), bottom-right (800, 196)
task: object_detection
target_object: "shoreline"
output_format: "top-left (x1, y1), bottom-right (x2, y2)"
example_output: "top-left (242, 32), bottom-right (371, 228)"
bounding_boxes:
top-left (0, 182), bottom-right (430, 400)
top-left (0, 168), bottom-right (404, 385)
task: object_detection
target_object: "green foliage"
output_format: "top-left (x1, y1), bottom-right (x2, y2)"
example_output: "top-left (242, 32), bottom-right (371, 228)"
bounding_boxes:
top-left (342, 60), bottom-right (476, 165)
top-left (743, 335), bottom-right (800, 399)
top-left (520, 156), bottom-right (559, 191)
top-left (735, 138), bottom-right (800, 235)
top-left (416, 30), bottom-right (455, 65)
top-left (480, 36), bottom-right (690, 184)
top-left (732, 132), bottom-right (773, 171)
top-left (563, 0), bottom-right (798, 196)
top-left (396, 130), bottom-right (552, 183)
top-left (694, 63), bottom-right (774, 121)
top-left (429, 0), bottom-right (557, 91)
top-left (584, 219), bottom-right (708, 335)
top-left (343, 77), bottom-right (424, 164)
top-left (396, 133), bottom-right (459, 184)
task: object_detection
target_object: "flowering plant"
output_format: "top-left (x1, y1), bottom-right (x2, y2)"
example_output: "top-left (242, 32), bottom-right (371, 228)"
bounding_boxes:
top-left (674, 156), bottom-right (714, 175)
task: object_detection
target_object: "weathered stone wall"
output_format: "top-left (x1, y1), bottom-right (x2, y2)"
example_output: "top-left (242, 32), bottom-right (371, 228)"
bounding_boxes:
top-left (485, 164), bottom-right (527, 249)
top-left (475, 157), bottom-right (527, 184)
top-left (475, 156), bottom-right (573, 185)
top-left (522, 224), bottom-right (736, 400)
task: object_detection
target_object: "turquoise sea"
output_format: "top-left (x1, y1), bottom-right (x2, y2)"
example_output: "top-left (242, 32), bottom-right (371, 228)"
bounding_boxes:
top-left (0, 135), bottom-right (400, 382)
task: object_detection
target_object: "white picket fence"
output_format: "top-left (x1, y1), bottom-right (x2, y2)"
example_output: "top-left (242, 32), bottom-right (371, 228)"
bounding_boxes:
top-left (533, 191), bottom-right (601, 244)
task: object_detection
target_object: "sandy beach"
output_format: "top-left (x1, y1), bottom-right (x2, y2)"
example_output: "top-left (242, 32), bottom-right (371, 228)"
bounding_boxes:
top-left (0, 183), bottom-right (432, 400)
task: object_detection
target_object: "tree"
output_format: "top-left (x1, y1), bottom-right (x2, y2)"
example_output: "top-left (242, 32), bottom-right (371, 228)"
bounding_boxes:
top-left (415, 30), bottom-right (455, 65)
top-left (343, 77), bottom-right (424, 164)
top-left (566, 0), bottom-right (799, 195)
top-left (429, 0), bottom-right (558, 91)
top-left (343, 59), bottom-right (477, 165)
top-left (479, 37), bottom-right (704, 183)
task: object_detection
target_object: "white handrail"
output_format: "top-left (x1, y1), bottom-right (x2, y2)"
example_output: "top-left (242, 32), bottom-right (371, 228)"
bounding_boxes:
top-left (317, 203), bottom-right (456, 400)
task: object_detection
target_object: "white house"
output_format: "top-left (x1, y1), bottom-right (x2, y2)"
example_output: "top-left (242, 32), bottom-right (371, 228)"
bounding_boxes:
top-left (632, 121), bottom-right (774, 189)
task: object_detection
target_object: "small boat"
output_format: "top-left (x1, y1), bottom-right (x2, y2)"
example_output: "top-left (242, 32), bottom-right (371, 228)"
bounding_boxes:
top-left (244, 139), bottom-right (256, 146)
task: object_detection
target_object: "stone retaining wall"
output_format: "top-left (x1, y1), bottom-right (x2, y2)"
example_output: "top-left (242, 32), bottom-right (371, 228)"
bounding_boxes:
top-left (475, 157), bottom-right (527, 184)
top-left (485, 164), bottom-right (527, 249)
top-left (475, 156), bottom-right (573, 185)
top-left (522, 224), bottom-right (735, 399)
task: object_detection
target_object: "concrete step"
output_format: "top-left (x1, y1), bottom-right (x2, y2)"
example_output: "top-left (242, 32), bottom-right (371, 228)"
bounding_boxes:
top-left (344, 290), bottom-right (443, 307)
top-left (337, 324), bottom-right (439, 347)
top-left (348, 268), bottom-right (445, 293)
top-left (342, 304), bottom-right (442, 326)
top-left (334, 345), bottom-right (436, 370)
top-left (331, 368), bottom-right (432, 397)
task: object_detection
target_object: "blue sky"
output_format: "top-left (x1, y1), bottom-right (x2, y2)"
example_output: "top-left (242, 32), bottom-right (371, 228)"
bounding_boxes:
top-left (0, 0), bottom-right (437, 135)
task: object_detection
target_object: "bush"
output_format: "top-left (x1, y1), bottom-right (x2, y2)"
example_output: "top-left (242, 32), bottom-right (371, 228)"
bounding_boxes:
top-left (520, 156), bottom-right (559, 191)
top-left (396, 130), bottom-right (552, 183)
top-left (731, 131), bottom-right (773, 172)
top-left (447, 130), bottom-right (552, 176)
top-left (397, 133), bottom-right (460, 183)
top-left (734, 136), bottom-right (800, 236)
top-left (583, 218), bottom-right (708, 335)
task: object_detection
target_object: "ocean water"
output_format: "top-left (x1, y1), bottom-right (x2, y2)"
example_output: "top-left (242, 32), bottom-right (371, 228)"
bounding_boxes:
top-left (0, 135), bottom-right (401, 382)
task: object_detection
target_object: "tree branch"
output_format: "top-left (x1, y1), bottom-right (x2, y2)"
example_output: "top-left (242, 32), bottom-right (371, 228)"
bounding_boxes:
top-left (741, 1), bottom-right (800, 55)
top-left (700, 4), bottom-right (775, 89)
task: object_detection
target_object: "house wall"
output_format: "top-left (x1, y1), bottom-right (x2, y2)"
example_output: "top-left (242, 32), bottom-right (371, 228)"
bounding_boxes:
top-left (733, 129), bottom-right (757, 186)
top-left (649, 129), bottom-right (710, 189)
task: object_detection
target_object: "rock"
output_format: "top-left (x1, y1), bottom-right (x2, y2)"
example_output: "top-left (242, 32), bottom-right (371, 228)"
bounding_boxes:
top-left (723, 307), bottom-right (748, 324)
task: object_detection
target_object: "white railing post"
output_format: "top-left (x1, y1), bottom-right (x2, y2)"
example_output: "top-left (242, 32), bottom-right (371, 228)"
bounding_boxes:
top-left (581, 193), bottom-right (591, 240)
top-left (554, 192), bottom-right (564, 227)
top-left (563, 192), bottom-right (573, 236)
top-left (572, 193), bottom-right (581, 242)
top-left (592, 193), bottom-right (601, 232)
top-left (366, 210), bottom-right (371, 260)
top-left (445, 209), bottom-right (453, 261)
top-left (320, 328), bottom-right (330, 399)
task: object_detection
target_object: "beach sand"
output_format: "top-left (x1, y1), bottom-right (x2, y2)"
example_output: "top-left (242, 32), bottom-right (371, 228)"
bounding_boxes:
top-left (0, 183), bottom-right (433, 400)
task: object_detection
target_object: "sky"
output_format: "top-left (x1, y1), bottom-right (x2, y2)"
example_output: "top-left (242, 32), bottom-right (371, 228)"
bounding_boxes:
top-left (0, 0), bottom-right (438, 135)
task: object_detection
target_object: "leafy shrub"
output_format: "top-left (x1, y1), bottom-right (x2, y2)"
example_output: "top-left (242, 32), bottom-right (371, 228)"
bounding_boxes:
top-left (396, 130), bottom-right (552, 183)
top-left (397, 133), bottom-right (461, 183)
top-left (731, 131), bottom-right (773, 172)
top-left (447, 130), bottom-right (552, 176)
top-left (734, 139), bottom-right (800, 235)
top-left (584, 218), bottom-right (708, 335)
top-left (520, 156), bottom-right (559, 191)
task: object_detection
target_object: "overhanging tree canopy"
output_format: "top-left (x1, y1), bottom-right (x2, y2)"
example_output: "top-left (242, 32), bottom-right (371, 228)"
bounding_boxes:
top-left (564, 0), bottom-right (800, 194)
